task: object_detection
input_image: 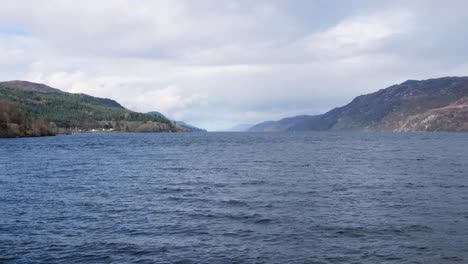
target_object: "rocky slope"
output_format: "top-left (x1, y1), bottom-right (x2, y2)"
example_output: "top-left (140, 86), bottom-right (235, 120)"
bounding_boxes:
top-left (249, 77), bottom-right (468, 132)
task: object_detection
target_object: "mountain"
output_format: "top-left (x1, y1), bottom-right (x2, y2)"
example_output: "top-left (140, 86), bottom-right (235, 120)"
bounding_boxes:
top-left (225, 123), bottom-right (254, 132)
top-left (146, 111), bottom-right (206, 132)
top-left (0, 81), bottom-right (187, 137)
top-left (146, 111), bottom-right (167, 119)
top-left (0, 80), bottom-right (64, 94)
top-left (248, 116), bottom-right (318, 132)
top-left (249, 77), bottom-right (468, 132)
top-left (175, 121), bottom-right (207, 132)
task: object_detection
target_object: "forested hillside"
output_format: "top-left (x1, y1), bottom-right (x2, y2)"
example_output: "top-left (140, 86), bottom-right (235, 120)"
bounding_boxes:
top-left (0, 81), bottom-right (187, 137)
top-left (0, 100), bottom-right (55, 137)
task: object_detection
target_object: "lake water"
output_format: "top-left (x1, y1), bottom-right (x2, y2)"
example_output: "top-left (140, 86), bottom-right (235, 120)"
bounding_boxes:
top-left (1, 132), bottom-right (468, 263)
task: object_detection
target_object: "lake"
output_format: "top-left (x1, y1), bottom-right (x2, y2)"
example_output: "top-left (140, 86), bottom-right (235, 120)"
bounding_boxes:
top-left (1, 132), bottom-right (468, 263)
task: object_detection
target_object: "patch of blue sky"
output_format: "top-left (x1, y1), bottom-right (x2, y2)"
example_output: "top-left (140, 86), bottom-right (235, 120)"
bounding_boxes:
top-left (0, 26), bottom-right (31, 36)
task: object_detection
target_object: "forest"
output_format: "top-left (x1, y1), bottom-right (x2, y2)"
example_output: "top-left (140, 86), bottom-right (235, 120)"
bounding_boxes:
top-left (0, 83), bottom-right (184, 137)
top-left (0, 100), bottom-right (56, 137)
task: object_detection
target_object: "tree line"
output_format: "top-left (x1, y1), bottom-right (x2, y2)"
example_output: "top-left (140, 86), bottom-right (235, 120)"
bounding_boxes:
top-left (0, 100), bottom-right (56, 138)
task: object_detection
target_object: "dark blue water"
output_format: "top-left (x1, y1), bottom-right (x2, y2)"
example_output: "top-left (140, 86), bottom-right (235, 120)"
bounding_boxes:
top-left (1, 132), bottom-right (468, 264)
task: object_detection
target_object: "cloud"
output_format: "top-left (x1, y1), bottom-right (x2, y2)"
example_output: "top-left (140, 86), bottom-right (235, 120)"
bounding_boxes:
top-left (302, 10), bottom-right (412, 59)
top-left (1, 1), bottom-right (468, 130)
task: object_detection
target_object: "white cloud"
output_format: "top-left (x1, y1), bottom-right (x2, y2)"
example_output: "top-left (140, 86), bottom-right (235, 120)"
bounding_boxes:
top-left (302, 10), bottom-right (412, 59)
top-left (1, 1), bottom-right (467, 130)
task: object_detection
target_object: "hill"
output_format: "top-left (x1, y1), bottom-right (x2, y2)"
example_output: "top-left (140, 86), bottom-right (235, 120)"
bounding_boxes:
top-left (248, 116), bottom-right (319, 132)
top-left (0, 81), bottom-right (187, 137)
top-left (225, 123), bottom-right (254, 132)
top-left (146, 112), bottom-right (206, 132)
top-left (0, 100), bottom-right (56, 138)
top-left (146, 111), bottom-right (168, 119)
top-left (249, 77), bottom-right (468, 132)
top-left (175, 121), bottom-right (206, 132)
top-left (0, 80), bottom-right (64, 93)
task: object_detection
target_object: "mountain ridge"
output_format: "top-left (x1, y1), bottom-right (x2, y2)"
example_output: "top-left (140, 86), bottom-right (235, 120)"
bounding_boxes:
top-left (249, 76), bottom-right (468, 132)
top-left (0, 80), bottom-right (65, 94)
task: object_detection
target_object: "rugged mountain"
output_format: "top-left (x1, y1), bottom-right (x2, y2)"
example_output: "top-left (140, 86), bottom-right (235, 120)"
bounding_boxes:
top-left (396, 97), bottom-right (468, 131)
top-left (249, 77), bottom-right (468, 132)
top-left (0, 81), bottom-right (186, 137)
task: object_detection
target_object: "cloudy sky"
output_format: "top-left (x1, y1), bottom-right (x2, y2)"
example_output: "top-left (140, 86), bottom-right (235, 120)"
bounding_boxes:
top-left (1, 0), bottom-right (468, 130)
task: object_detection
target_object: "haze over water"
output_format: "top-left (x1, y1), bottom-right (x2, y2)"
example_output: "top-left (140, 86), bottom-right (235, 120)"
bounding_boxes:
top-left (1, 132), bottom-right (468, 263)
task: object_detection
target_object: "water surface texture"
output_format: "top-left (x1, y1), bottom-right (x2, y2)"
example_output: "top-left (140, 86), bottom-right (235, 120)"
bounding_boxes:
top-left (1, 132), bottom-right (468, 263)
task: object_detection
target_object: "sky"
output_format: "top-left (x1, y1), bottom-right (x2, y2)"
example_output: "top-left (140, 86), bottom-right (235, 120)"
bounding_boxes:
top-left (1, 0), bottom-right (468, 131)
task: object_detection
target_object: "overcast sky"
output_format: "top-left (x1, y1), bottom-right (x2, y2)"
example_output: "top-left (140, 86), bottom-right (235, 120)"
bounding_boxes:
top-left (1, 0), bottom-right (468, 130)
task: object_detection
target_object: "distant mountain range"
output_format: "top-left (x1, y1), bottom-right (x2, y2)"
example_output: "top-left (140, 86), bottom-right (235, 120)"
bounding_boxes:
top-left (225, 123), bottom-right (254, 132)
top-left (249, 77), bottom-right (468, 132)
top-left (248, 116), bottom-right (315, 132)
top-left (0, 81), bottom-right (188, 137)
top-left (2, 76), bottom-right (466, 138)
